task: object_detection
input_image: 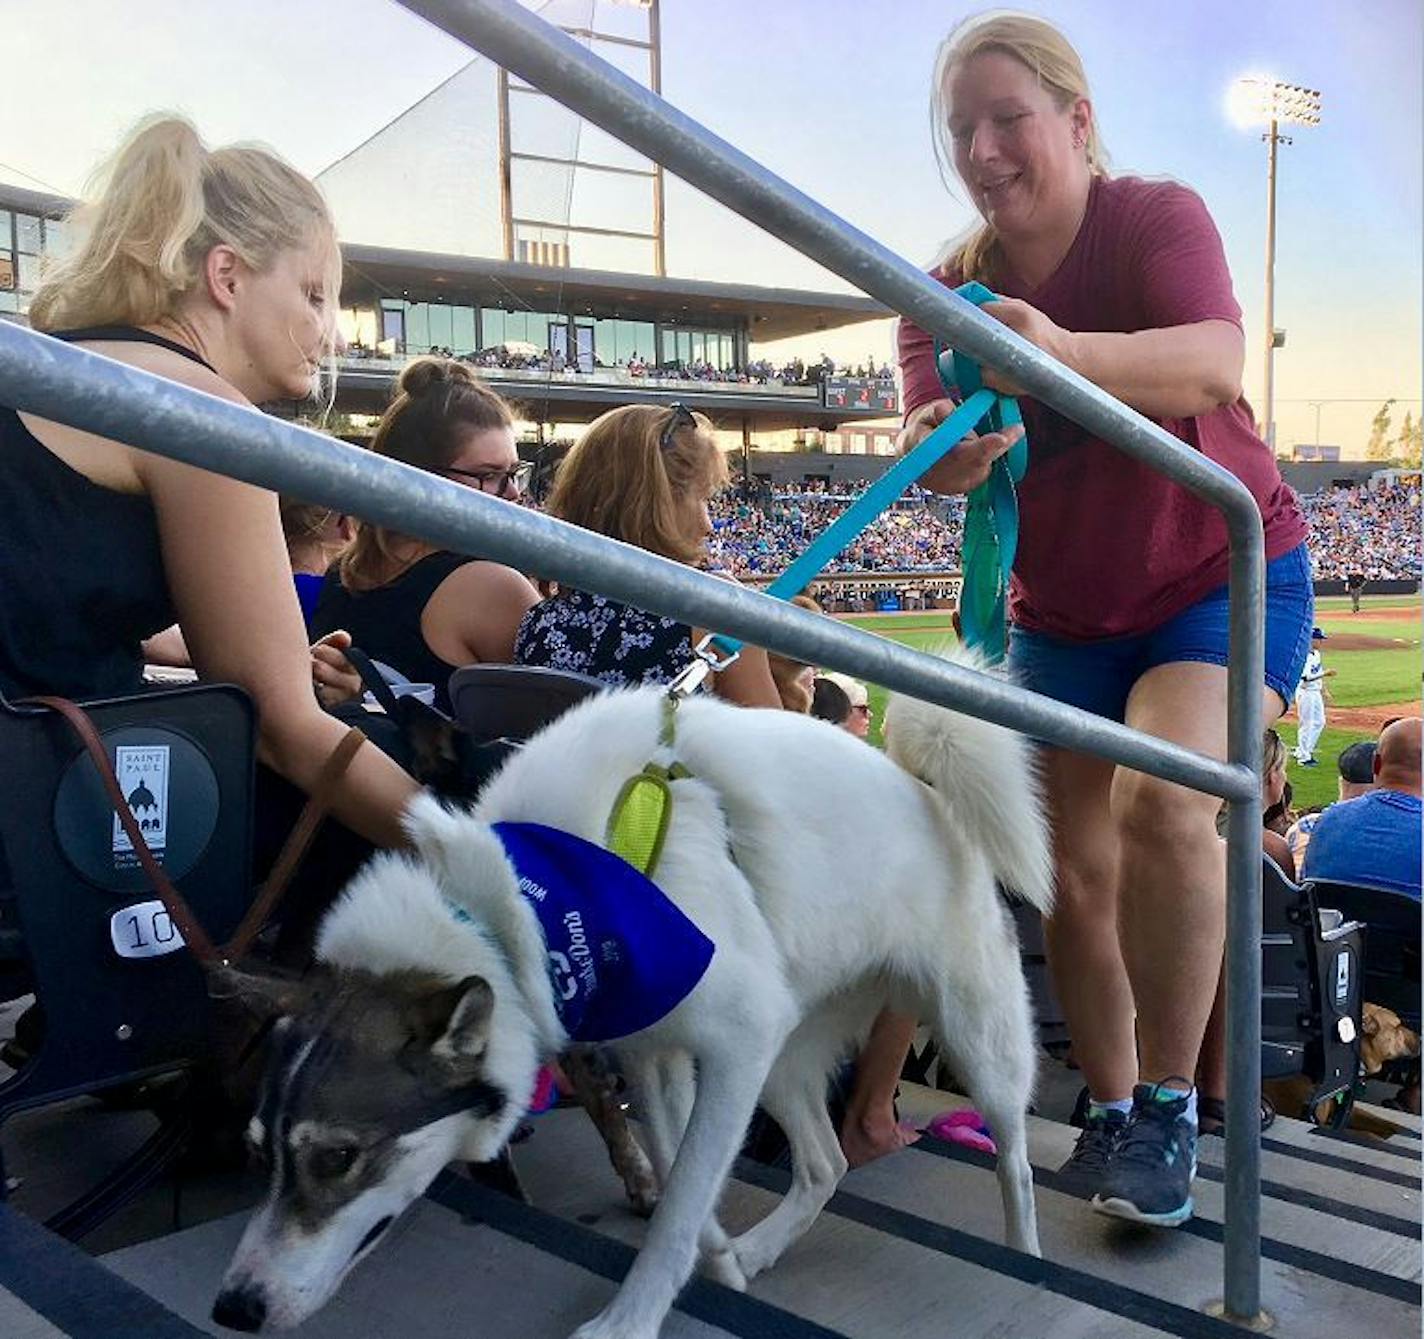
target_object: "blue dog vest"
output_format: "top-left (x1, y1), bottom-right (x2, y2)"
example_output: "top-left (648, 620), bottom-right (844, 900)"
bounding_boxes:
top-left (486, 821), bottom-right (715, 1043)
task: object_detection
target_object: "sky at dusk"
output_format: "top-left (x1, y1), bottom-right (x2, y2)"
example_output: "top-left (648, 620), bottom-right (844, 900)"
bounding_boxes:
top-left (4, 0), bottom-right (1419, 456)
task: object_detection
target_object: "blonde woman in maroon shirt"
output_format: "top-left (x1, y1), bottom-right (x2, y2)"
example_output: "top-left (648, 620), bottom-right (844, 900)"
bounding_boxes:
top-left (897, 14), bottom-right (1312, 1227)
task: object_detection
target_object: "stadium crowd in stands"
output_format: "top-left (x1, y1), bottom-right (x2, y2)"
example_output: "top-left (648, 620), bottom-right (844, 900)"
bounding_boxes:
top-left (657, 477), bottom-right (1422, 589)
top-left (1298, 481), bottom-right (1423, 580)
top-left (704, 481), bottom-right (965, 576)
top-left (345, 343), bottom-right (896, 387)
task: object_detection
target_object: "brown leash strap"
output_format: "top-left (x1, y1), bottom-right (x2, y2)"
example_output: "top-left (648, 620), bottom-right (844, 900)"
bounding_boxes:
top-left (23, 695), bottom-right (366, 967)
top-left (225, 724), bottom-right (367, 960)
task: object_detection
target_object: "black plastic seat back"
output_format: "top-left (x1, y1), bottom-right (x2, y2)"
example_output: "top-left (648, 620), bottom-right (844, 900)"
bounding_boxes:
top-left (1307, 879), bottom-right (1421, 1030)
top-left (447, 664), bottom-right (607, 746)
top-left (0, 684), bottom-right (254, 1119)
top-left (1261, 856), bottom-right (1365, 1106)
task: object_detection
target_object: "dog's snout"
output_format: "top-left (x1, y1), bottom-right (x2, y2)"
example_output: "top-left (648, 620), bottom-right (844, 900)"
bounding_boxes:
top-left (212, 1285), bottom-right (268, 1333)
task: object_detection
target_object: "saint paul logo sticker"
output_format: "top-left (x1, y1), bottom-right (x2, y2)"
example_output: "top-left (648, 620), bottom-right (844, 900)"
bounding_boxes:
top-left (112, 745), bottom-right (171, 864)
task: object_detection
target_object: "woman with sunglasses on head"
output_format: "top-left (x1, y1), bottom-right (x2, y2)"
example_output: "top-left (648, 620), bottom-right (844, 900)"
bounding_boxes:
top-left (311, 358), bottom-right (540, 715)
top-left (515, 403), bottom-right (780, 707)
top-left (896, 15), bottom-right (1311, 1226)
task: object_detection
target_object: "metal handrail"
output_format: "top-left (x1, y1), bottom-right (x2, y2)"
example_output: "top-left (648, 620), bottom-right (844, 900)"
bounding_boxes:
top-left (0, 0), bottom-right (1267, 1314)
top-left (0, 328), bottom-right (1253, 803)
top-left (394, 1), bottom-right (1267, 1319)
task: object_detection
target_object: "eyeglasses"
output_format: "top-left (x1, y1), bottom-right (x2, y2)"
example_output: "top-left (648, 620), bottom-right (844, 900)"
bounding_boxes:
top-left (660, 403), bottom-right (697, 452)
top-left (443, 461), bottom-right (533, 494)
top-left (851, 703), bottom-right (872, 715)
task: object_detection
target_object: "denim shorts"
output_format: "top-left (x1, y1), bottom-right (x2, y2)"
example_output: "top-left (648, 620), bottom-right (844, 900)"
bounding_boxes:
top-left (1006, 543), bottom-right (1314, 723)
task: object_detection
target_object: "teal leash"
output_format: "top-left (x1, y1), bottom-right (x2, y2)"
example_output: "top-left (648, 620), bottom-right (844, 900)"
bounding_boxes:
top-left (939, 281), bottom-right (1026, 663)
top-left (681, 282), bottom-right (1026, 682)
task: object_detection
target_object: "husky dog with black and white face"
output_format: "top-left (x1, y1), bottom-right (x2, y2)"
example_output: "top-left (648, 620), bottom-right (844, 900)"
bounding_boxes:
top-left (215, 653), bottom-right (1052, 1338)
top-left (212, 853), bottom-right (548, 1332)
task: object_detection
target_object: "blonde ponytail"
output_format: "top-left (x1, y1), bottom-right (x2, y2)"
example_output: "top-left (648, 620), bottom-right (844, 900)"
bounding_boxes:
top-left (30, 114), bottom-right (338, 334)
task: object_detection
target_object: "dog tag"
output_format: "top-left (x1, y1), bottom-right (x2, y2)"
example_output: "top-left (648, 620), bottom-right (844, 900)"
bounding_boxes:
top-left (110, 899), bottom-right (187, 959)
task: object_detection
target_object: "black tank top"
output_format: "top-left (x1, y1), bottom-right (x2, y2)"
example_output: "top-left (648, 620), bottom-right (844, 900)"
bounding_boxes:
top-left (0, 326), bottom-right (214, 700)
top-left (310, 552), bottom-right (479, 714)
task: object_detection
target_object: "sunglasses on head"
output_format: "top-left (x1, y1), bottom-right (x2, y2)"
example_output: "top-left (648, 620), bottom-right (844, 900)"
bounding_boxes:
top-left (660, 402), bottom-right (698, 452)
top-left (443, 461), bottom-right (533, 493)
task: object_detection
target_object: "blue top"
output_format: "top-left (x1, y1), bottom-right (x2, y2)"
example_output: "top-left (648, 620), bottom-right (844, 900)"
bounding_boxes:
top-left (1303, 789), bottom-right (1422, 900)
top-left (486, 821), bottom-right (715, 1042)
top-left (293, 572), bottom-right (325, 631)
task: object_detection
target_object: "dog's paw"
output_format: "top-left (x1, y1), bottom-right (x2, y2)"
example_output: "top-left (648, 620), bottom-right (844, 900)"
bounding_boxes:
top-left (729, 1234), bottom-right (777, 1284)
top-left (701, 1246), bottom-right (747, 1292)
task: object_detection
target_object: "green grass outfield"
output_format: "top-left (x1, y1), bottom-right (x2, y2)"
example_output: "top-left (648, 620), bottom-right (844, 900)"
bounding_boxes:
top-left (840, 594), bottom-right (1420, 810)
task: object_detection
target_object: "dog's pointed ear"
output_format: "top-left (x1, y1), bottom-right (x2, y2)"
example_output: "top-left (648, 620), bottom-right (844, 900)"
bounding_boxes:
top-left (411, 976), bottom-right (495, 1060)
top-left (207, 962), bottom-right (318, 1017)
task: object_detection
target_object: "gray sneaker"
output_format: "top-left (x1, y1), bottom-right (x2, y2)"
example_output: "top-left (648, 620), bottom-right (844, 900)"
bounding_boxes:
top-left (1055, 1106), bottom-right (1129, 1199)
top-left (1092, 1081), bottom-right (1197, 1227)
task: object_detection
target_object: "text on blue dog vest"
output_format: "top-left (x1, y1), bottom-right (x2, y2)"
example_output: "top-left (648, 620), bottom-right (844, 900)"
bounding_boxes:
top-left (491, 821), bottom-right (715, 1042)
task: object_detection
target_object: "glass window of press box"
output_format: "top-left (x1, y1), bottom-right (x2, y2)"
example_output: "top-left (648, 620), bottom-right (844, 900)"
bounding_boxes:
top-left (0, 210), bottom-right (67, 315)
top-left (660, 327), bottom-right (736, 372)
top-left (591, 319), bottom-right (656, 367)
top-left (357, 299), bottom-right (737, 373)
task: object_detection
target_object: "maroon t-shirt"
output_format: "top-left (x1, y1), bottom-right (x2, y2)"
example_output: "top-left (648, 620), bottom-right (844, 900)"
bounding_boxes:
top-left (897, 174), bottom-right (1308, 642)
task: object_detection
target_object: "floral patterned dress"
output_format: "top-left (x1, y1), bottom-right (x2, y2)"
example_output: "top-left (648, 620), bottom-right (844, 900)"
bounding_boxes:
top-left (513, 588), bottom-right (703, 689)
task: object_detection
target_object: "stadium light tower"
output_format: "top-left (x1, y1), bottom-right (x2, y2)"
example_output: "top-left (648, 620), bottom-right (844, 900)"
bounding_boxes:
top-left (1227, 75), bottom-right (1322, 451)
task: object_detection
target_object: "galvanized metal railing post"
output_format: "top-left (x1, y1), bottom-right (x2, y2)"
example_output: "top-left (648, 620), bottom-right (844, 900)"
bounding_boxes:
top-left (1223, 528), bottom-right (1266, 1319)
top-left (392, 0), bottom-right (1268, 1317)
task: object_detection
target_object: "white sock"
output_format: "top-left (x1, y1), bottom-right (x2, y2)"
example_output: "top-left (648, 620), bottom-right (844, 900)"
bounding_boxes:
top-left (1088, 1097), bottom-right (1133, 1119)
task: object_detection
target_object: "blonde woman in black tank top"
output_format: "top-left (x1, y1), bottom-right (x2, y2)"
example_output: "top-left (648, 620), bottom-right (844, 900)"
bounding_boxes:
top-left (8, 115), bottom-right (418, 851)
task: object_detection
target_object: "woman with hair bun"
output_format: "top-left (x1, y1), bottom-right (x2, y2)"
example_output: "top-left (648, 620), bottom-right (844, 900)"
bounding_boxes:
top-left (1, 114), bottom-right (418, 857)
top-left (896, 14), bottom-right (1313, 1226)
top-left (515, 403), bottom-right (780, 707)
top-left (311, 357), bottom-right (540, 713)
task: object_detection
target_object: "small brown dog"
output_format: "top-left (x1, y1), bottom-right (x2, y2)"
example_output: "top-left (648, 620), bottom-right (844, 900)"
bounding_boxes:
top-left (1263, 1002), bottom-right (1421, 1137)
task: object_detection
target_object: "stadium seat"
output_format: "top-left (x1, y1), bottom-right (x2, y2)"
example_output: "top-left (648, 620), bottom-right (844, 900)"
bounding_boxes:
top-left (1261, 855), bottom-right (1366, 1123)
top-left (447, 663), bottom-right (607, 746)
top-left (0, 684), bottom-right (255, 1238)
top-left (436, 664), bottom-right (609, 798)
top-left (1304, 879), bottom-right (1421, 1032)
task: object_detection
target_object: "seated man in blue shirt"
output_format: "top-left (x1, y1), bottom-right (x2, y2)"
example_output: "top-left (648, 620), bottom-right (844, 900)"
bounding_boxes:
top-left (1303, 718), bottom-right (1422, 899)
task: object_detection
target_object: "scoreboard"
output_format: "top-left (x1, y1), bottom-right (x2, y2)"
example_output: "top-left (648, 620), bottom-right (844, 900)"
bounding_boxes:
top-left (822, 377), bottom-right (899, 414)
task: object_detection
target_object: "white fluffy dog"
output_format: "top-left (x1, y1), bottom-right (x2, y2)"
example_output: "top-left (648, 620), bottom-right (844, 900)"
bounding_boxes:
top-left (214, 663), bottom-right (1051, 1337)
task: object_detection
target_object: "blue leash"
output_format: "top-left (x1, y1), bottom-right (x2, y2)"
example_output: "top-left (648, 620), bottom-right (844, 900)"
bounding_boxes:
top-left (673, 283), bottom-right (1025, 693)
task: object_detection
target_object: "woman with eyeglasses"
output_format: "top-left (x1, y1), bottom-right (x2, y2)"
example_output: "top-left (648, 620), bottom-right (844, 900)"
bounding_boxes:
top-left (311, 358), bottom-right (540, 714)
top-left (514, 403), bottom-right (780, 707)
